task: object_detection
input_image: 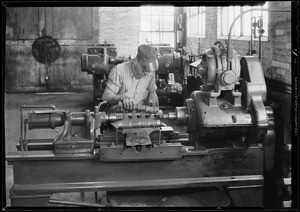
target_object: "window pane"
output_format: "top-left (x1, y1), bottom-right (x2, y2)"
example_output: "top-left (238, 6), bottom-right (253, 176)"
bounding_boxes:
top-left (201, 12), bottom-right (205, 36)
top-left (193, 16), bottom-right (196, 35)
top-left (141, 6), bottom-right (151, 15)
top-left (220, 4), bottom-right (268, 38)
top-left (163, 6), bottom-right (174, 14)
top-left (222, 7), bottom-right (228, 36)
top-left (139, 32), bottom-right (159, 44)
top-left (151, 6), bottom-right (163, 15)
top-left (140, 6), bottom-right (174, 46)
top-left (252, 5), bottom-right (262, 18)
top-left (140, 31), bottom-right (174, 46)
top-left (162, 32), bottom-right (174, 47)
top-left (139, 32), bottom-right (150, 44)
top-left (151, 16), bottom-right (159, 31)
top-left (151, 32), bottom-right (160, 44)
top-left (140, 16), bottom-right (151, 31)
top-left (187, 6), bottom-right (206, 37)
top-left (190, 7), bottom-right (197, 16)
top-left (198, 14), bottom-right (201, 35)
top-left (242, 6), bottom-right (251, 36)
top-left (234, 6), bottom-right (241, 36)
top-left (262, 2), bottom-right (268, 36)
top-left (162, 15), bottom-right (174, 31)
top-left (228, 6), bottom-right (234, 35)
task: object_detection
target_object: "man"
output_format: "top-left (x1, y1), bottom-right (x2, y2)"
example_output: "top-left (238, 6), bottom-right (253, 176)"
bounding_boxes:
top-left (102, 44), bottom-right (159, 112)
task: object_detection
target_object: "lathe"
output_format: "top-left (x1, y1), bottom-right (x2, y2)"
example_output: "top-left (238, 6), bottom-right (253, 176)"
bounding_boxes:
top-left (6, 41), bottom-right (277, 208)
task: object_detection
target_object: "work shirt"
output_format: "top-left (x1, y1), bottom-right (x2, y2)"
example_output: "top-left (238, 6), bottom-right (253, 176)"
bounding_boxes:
top-left (105, 60), bottom-right (157, 112)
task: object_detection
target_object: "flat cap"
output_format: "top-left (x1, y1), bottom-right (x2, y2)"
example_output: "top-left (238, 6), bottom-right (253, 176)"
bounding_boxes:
top-left (136, 44), bottom-right (158, 63)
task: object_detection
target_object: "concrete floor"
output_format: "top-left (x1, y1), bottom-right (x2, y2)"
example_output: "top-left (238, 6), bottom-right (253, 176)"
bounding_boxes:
top-left (4, 92), bottom-right (264, 208)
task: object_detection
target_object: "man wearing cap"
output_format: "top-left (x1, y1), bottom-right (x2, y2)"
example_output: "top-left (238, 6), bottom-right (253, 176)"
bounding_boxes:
top-left (102, 44), bottom-right (159, 112)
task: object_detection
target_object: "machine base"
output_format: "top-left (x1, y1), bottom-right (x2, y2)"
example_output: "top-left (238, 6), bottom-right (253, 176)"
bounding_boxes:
top-left (99, 143), bottom-right (183, 162)
top-left (7, 146), bottom-right (267, 207)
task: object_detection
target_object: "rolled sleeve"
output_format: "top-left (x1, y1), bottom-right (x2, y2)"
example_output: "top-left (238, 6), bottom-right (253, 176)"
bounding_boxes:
top-left (106, 67), bottom-right (122, 94)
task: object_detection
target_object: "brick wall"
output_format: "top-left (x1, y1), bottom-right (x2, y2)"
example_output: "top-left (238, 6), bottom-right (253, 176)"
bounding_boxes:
top-left (185, 1), bottom-right (292, 85)
top-left (267, 1), bottom-right (291, 84)
top-left (98, 7), bottom-right (140, 58)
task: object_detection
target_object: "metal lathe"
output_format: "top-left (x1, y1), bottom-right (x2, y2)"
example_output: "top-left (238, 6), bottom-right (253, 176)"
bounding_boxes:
top-left (6, 40), bottom-right (277, 208)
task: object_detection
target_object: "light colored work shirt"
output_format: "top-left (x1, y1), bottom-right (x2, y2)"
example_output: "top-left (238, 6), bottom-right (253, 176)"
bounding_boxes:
top-left (106, 60), bottom-right (157, 111)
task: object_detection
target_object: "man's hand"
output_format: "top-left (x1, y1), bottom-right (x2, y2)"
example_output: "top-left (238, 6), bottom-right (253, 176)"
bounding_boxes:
top-left (145, 91), bottom-right (159, 107)
top-left (155, 109), bottom-right (163, 118)
top-left (120, 96), bottom-right (134, 112)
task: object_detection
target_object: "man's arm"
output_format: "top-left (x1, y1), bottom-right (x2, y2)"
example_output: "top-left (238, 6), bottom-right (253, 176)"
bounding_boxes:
top-left (102, 66), bottom-right (135, 111)
top-left (101, 66), bottom-right (122, 106)
top-left (102, 86), bottom-right (135, 111)
top-left (102, 88), bottom-right (123, 106)
top-left (147, 90), bottom-right (159, 107)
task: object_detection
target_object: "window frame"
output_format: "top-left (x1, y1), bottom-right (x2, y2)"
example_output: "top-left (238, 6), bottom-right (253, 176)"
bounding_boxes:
top-left (217, 3), bottom-right (269, 42)
top-left (186, 6), bottom-right (206, 38)
top-left (139, 6), bottom-right (175, 47)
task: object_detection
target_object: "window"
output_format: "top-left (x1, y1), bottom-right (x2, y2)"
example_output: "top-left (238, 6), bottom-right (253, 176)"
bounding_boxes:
top-left (187, 7), bottom-right (206, 37)
top-left (140, 6), bottom-right (175, 47)
top-left (218, 2), bottom-right (268, 40)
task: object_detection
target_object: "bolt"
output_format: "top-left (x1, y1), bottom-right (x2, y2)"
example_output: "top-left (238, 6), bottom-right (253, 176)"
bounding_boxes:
top-left (223, 104), bottom-right (229, 109)
top-left (92, 63), bottom-right (97, 69)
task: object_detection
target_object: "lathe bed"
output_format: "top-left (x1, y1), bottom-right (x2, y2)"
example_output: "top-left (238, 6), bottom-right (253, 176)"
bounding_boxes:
top-left (7, 144), bottom-right (265, 207)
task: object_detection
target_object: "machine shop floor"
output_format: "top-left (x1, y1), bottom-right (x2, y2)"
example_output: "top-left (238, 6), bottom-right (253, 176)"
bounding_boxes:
top-left (4, 92), bottom-right (259, 208)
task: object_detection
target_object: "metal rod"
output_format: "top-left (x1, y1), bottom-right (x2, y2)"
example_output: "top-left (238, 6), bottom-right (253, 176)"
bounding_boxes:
top-left (227, 185), bottom-right (263, 189)
top-left (116, 120), bottom-right (163, 129)
top-left (95, 192), bottom-right (98, 203)
top-left (116, 129), bottom-right (118, 146)
top-left (21, 105), bottom-right (56, 109)
top-left (49, 198), bottom-right (105, 207)
top-left (24, 122), bottom-right (28, 151)
top-left (250, 17), bottom-right (254, 55)
top-left (259, 35), bottom-right (262, 60)
top-left (158, 129), bottom-right (162, 145)
top-left (12, 175), bottom-right (264, 195)
top-left (20, 109), bottom-right (24, 151)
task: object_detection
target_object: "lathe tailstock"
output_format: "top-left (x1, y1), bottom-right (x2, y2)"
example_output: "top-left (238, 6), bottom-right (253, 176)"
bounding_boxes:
top-left (6, 41), bottom-right (278, 208)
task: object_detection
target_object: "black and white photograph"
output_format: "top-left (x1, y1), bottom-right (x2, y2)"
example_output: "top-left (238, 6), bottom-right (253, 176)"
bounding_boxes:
top-left (2, 0), bottom-right (298, 210)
